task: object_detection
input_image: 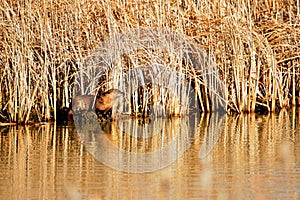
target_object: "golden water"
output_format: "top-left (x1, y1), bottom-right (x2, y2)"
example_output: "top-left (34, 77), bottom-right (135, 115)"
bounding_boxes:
top-left (0, 109), bottom-right (300, 199)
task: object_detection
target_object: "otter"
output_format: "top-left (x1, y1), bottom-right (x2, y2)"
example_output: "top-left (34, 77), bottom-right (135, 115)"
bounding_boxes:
top-left (68, 89), bottom-right (123, 121)
top-left (95, 89), bottom-right (123, 112)
top-left (72, 95), bottom-right (95, 113)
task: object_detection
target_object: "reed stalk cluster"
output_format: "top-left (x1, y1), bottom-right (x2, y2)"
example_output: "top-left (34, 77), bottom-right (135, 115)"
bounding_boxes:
top-left (0, 0), bottom-right (299, 123)
top-left (76, 28), bottom-right (222, 118)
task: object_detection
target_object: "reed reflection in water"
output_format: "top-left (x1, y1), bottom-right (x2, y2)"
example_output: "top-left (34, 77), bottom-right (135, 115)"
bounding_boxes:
top-left (74, 114), bottom-right (202, 173)
top-left (0, 109), bottom-right (300, 199)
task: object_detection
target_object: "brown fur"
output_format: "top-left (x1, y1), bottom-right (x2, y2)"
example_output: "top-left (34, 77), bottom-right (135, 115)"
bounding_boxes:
top-left (72, 95), bottom-right (95, 112)
top-left (95, 89), bottom-right (123, 112)
top-left (68, 89), bottom-right (123, 121)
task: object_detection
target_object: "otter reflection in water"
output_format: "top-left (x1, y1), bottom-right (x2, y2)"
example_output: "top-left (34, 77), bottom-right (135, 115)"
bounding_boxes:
top-left (68, 89), bottom-right (123, 121)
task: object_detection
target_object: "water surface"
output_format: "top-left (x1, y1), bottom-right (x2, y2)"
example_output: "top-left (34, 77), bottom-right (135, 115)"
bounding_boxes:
top-left (0, 109), bottom-right (300, 199)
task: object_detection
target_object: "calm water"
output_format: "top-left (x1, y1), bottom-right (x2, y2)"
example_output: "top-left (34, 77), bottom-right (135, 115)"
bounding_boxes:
top-left (0, 109), bottom-right (300, 199)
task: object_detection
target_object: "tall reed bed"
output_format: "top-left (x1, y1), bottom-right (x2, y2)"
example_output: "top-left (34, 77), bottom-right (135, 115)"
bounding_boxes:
top-left (0, 0), bottom-right (299, 123)
top-left (76, 28), bottom-right (222, 117)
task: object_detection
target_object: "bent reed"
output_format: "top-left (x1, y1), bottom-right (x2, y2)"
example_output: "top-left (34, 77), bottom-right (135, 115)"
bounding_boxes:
top-left (0, 0), bottom-right (299, 123)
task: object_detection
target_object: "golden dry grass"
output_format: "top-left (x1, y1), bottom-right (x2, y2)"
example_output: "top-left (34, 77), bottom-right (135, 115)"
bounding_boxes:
top-left (0, 0), bottom-right (299, 123)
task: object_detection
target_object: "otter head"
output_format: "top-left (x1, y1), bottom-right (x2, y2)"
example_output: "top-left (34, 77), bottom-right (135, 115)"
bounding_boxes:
top-left (95, 89), bottom-right (124, 112)
top-left (108, 89), bottom-right (123, 100)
